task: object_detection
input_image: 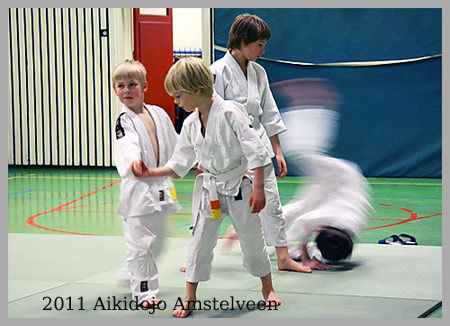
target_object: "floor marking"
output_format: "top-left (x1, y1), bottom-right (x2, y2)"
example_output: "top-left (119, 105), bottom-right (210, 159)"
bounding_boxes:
top-left (9, 175), bottom-right (121, 181)
top-left (369, 218), bottom-right (404, 221)
top-left (26, 180), bottom-right (121, 235)
top-left (60, 210), bottom-right (117, 214)
top-left (365, 203), bottom-right (441, 230)
top-left (9, 174), bottom-right (441, 186)
top-left (20, 175), bottom-right (442, 235)
top-left (8, 189), bottom-right (37, 196)
top-left (364, 212), bottom-right (441, 230)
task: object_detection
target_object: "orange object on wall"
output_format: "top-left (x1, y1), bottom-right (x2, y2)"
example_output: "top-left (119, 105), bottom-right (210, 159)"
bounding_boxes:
top-left (133, 8), bottom-right (175, 123)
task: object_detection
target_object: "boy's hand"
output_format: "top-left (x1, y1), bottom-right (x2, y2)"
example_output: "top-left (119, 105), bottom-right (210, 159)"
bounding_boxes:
top-left (131, 159), bottom-right (152, 178)
top-left (300, 246), bottom-right (332, 271)
top-left (248, 186), bottom-right (266, 213)
top-left (303, 259), bottom-right (333, 271)
top-left (269, 135), bottom-right (287, 179)
top-left (275, 154), bottom-right (287, 179)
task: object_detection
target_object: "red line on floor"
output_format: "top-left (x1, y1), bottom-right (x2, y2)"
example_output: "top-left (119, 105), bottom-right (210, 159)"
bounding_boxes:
top-left (369, 218), bottom-right (404, 221)
top-left (61, 210), bottom-right (117, 214)
top-left (59, 204), bottom-right (90, 210)
top-left (364, 211), bottom-right (441, 230)
top-left (26, 180), bottom-right (121, 236)
top-left (416, 213), bottom-right (442, 220)
top-left (364, 213), bottom-right (418, 230)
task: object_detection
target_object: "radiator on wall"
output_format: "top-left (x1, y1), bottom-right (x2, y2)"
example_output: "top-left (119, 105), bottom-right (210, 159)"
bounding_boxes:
top-left (8, 8), bottom-right (119, 167)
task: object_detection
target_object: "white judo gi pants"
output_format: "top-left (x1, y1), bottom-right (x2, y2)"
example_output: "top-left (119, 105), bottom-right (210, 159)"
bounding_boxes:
top-left (121, 210), bottom-right (168, 304)
top-left (258, 162), bottom-right (287, 247)
top-left (185, 179), bottom-right (271, 282)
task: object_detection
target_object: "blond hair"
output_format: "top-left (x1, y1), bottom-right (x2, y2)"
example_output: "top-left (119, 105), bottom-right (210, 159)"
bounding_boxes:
top-left (164, 57), bottom-right (213, 96)
top-left (112, 59), bottom-right (147, 88)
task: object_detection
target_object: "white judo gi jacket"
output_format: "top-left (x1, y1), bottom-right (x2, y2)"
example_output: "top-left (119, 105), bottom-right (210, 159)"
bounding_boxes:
top-left (114, 104), bottom-right (180, 217)
top-left (210, 51), bottom-right (287, 158)
top-left (165, 96), bottom-right (271, 225)
top-left (284, 154), bottom-right (372, 260)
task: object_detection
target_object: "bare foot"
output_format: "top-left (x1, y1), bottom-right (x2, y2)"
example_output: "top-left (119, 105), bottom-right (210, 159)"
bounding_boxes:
top-left (172, 298), bottom-right (194, 318)
top-left (264, 290), bottom-right (281, 308)
top-left (278, 256), bottom-right (312, 273)
top-left (180, 265), bottom-right (186, 273)
top-left (141, 297), bottom-right (162, 308)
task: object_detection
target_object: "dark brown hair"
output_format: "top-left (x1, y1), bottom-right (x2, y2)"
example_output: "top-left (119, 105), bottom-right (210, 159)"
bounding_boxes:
top-left (316, 226), bottom-right (353, 262)
top-left (227, 14), bottom-right (271, 50)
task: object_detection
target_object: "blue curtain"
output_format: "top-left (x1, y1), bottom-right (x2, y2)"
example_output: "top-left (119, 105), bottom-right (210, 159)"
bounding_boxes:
top-left (213, 8), bottom-right (442, 177)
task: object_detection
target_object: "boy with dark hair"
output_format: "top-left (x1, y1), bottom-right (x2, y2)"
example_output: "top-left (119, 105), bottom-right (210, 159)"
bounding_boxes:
top-left (210, 13), bottom-right (311, 273)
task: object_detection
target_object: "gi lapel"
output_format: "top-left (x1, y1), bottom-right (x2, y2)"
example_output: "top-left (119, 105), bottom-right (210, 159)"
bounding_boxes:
top-left (145, 105), bottom-right (166, 165)
top-left (224, 51), bottom-right (248, 93)
top-left (246, 63), bottom-right (262, 122)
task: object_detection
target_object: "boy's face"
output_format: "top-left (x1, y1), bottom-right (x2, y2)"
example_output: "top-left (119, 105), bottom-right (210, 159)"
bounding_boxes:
top-left (114, 78), bottom-right (147, 111)
top-left (240, 39), bottom-right (267, 61)
top-left (173, 91), bottom-right (199, 112)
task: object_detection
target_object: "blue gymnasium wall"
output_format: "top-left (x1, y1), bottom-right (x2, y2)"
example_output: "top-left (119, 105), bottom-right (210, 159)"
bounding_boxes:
top-left (213, 9), bottom-right (442, 177)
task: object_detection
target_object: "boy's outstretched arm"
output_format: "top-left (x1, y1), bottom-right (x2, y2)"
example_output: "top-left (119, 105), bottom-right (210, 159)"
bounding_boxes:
top-left (131, 159), bottom-right (179, 178)
top-left (249, 166), bottom-right (266, 213)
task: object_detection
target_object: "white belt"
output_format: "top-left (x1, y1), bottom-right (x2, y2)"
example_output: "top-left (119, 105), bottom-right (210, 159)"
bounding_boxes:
top-left (190, 164), bottom-right (248, 233)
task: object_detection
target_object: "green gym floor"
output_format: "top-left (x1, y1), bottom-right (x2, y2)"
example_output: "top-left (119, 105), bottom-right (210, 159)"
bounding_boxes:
top-left (8, 167), bottom-right (442, 318)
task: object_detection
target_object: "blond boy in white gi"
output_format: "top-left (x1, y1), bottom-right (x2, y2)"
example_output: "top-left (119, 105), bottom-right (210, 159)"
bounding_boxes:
top-left (112, 60), bottom-right (179, 308)
top-left (210, 13), bottom-right (310, 273)
top-left (131, 57), bottom-right (281, 317)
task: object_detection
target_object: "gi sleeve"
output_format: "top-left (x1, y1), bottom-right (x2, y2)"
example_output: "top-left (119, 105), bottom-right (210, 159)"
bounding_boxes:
top-left (113, 113), bottom-right (141, 178)
top-left (258, 68), bottom-right (287, 138)
top-left (165, 120), bottom-right (196, 179)
top-left (224, 105), bottom-right (271, 170)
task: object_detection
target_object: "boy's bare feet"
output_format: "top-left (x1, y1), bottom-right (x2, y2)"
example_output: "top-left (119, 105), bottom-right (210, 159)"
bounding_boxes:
top-left (260, 272), bottom-right (281, 308)
top-left (277, 256), bottom-right (312, 273)
top-left (263, 289), bottom-right (281, 308)
top-left (141, 297), bottom-right (162, 308)
top-left (172, 298), bottom-right (195, 318)
top-left (220, 229), bottom-right (312, 273)
top-left (276, 247), bottom-right (312, 273)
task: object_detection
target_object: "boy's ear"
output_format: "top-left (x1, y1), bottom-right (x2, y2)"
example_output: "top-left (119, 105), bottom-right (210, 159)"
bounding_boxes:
top-left (194, 88), bottom-right (202, 96)
top-left (143, 81), bottom-right (149, 92)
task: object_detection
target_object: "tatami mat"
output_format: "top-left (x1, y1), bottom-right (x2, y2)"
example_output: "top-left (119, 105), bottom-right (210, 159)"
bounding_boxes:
top-left (8, 233), bottom-right (441, 318)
